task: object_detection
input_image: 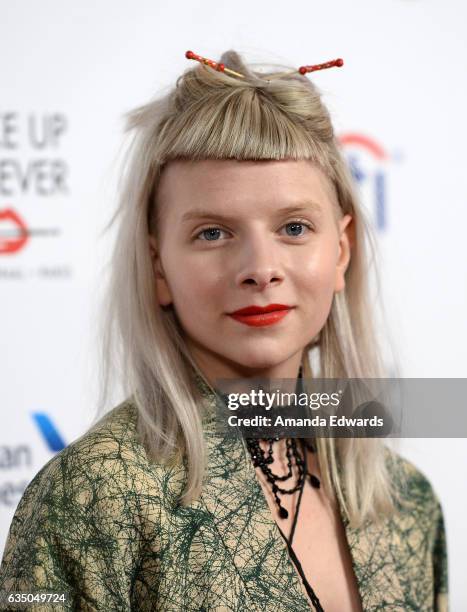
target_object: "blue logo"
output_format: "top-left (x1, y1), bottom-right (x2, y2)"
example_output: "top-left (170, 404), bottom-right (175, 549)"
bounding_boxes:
top-left (32, 412), bottom-right (66, 452)
top-left (339, 133), bottom-right (391, 232)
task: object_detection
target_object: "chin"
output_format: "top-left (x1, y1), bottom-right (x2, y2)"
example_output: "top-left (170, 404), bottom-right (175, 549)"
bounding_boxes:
top-left (236, 341), bottom-right (292, 362)
top-left (224, 351), bottom-right (288, 372)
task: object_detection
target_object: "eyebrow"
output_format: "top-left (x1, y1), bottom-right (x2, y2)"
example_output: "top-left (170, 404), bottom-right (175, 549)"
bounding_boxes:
top-left (181, 202), bottom-right (324, 223)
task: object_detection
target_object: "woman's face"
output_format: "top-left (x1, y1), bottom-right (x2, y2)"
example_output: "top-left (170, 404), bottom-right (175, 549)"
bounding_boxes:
top-left (149, 159), bottom-right (352, 383)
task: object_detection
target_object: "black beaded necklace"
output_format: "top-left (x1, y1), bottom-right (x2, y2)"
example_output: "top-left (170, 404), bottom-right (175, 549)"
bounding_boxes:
top-left (244, 365), bottom-right (321, 518)
top-left (245, 436), bottom-right (320, 518)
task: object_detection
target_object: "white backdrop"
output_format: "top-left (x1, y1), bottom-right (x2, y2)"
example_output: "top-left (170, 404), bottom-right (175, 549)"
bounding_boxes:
top-left (2, 0), bottom-right (466, 608)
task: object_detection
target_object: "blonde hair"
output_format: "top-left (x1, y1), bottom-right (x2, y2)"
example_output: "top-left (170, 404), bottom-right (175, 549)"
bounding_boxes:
top-left (97, 49), bottom-right (402, 528)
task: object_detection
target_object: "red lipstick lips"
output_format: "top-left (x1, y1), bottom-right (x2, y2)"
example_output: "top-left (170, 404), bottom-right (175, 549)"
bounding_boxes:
top-left (228, 303), bottom-right (293, 327)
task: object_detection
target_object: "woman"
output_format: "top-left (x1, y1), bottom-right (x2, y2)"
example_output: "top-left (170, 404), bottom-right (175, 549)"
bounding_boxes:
top-left (0, 50), bottom-right (448, 611)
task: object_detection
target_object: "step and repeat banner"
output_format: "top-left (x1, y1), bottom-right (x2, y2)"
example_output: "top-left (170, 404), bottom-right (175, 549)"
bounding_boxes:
top-left (2, 0), bottom-right (466, 607)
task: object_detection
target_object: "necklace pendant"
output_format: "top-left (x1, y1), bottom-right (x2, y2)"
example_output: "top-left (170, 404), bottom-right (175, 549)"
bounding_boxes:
top-left (278, 506), bottom-right (289, 519)
top-left (309, 473), bottom-right (321, 488)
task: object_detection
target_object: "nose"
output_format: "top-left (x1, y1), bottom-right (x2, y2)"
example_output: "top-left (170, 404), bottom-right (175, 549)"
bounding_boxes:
top-left (234, 234), bottom-right (284, 290)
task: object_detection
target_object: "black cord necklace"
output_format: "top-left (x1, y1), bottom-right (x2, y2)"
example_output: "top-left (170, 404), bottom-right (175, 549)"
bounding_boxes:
top-left (244, 367), bottom-right (324, 611)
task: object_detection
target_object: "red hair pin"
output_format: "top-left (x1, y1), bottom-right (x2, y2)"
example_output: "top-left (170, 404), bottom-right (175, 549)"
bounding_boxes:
top-left (270, 58), bottom-right (344, 80)
top-left (185, 50), bottom-right (245, 79)
top-left (298, 58), bottom-right (344, 74)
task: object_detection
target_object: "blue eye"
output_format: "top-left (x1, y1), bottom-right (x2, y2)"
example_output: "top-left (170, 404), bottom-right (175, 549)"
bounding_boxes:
top-left (284, 222), bottom-right (308, 237)
top-left (198, 228), bottom-right (226, 241)
top-left (281, 220), bottom-right (314, 238)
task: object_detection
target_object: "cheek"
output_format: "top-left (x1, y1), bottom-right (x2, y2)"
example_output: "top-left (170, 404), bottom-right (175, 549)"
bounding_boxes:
top-left (301, 241), bottom-right (338, 287)
top-left (165, 254), bottom-right (223, 313)
top-left (297, 244), bottom-right (339, 312)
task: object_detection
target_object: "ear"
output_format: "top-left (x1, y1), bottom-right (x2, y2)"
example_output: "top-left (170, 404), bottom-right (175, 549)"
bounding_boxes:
top-left (148, 235), bottom-right (173, 307)
top-left (334, 214), bottom-right (353, 294)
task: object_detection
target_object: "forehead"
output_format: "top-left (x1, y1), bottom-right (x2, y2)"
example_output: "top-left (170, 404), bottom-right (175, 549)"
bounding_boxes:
top-left (155, 158), bottom-right (338, 221)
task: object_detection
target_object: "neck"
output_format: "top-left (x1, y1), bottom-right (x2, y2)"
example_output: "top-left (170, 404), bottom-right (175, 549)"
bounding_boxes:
top-left (188, 346), bottom-right (304, 390)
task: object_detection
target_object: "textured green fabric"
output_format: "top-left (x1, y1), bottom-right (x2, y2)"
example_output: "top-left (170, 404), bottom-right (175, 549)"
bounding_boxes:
top-left (0, 375), bottom-right (449, 611)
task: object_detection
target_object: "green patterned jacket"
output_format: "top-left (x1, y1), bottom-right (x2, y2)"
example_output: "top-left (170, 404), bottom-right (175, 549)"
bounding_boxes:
top-left (0, 375), bottom-right (449, 611)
